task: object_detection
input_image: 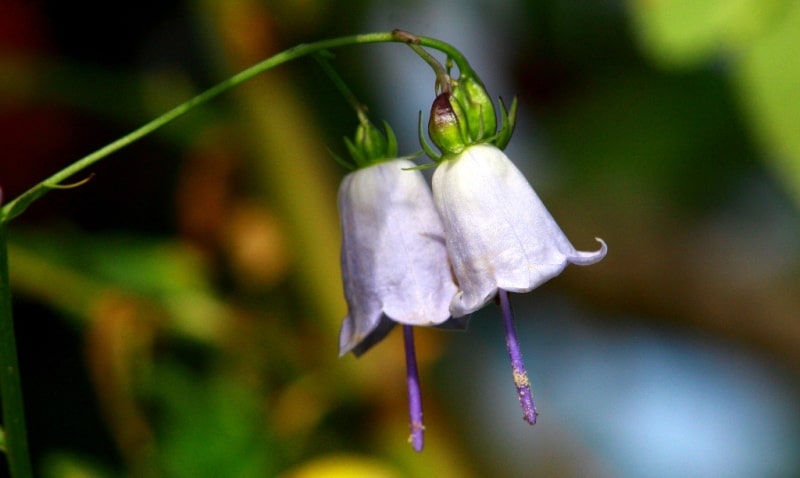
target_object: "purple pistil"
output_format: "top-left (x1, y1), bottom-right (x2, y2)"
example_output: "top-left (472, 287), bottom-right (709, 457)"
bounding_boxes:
top-left (498, 289), bottom-right (538, 425)
top-left (403, 325), bottom-right (425, 451)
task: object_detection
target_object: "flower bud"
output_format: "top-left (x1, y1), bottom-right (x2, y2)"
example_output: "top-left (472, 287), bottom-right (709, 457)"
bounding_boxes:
top-left (344, 120), bottom-right (399, 168)
top-left (428, 92), bottom-right (468, 157)
top-left (355, 120), bottom-right (396, 161)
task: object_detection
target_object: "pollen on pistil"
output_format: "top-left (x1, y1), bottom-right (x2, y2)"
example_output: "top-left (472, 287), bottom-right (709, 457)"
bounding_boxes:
top-left (512, 370), bottom-right (530, 388)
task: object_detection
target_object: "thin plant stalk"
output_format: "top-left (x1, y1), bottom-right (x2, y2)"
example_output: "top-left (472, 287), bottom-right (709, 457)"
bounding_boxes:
top-left (0, 30), bottom-right (473, 224)
top-left (0, 224), bottom-right (32, 478)
top-left (0, 30), bottom-right (475, 475)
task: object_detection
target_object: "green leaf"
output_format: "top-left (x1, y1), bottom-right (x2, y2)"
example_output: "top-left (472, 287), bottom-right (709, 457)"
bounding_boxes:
top-left (734, 2), bottom-right (800, 206)
top-left (544, 69), bottom-right (756, 208)
top-left (41, 453), bottom-right (113, 478)
top-left (149, 362), bottom-right (278, 478)
top-left (8, 229), bottom-right (229, 343)
top-left (627, 0), bottom-right (791, 67)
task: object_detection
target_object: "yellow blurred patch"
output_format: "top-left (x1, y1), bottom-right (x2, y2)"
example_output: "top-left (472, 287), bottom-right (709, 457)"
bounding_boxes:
top-left (281, 454), bottom-right (402, 478)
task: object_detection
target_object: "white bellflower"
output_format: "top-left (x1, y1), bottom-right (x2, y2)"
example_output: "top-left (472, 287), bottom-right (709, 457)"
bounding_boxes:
top-left (335, 116), bottom-right (462, 452)
top-left (423, 71), bottom-right (607, 424)
top-left (338, 158), bottom-right (459, 357)
top-left (433, 143), bottom-right (607, 317)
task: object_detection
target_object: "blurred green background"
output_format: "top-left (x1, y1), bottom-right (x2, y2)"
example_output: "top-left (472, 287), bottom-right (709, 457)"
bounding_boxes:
top-left (1, 0), bottom-right (799, 477)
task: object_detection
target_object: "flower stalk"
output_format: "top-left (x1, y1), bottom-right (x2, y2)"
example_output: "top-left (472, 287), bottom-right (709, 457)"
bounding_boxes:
top-left (0, 223), bottom-right (33, 478)
top-left (394, 32), bottom-right (452, 95)
top-left (0, 29), bottom-right (477, 469)
top-left (0, 30), bottom-right (473, 225)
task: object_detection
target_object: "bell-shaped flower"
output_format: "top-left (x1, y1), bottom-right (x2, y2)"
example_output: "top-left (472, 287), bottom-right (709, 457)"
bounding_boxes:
top-left (423, 72), bottom-right (606, 425)
top-left (335, 114), bottom-right (464, 451)
top-left (338, 158), bottom-right (461, 357)
top-left (432, 143), bottom-right (607, 317)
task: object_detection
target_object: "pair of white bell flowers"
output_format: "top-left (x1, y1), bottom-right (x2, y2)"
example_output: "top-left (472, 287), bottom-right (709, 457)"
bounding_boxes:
top-left (335, 70), bottom-right (606, 450)
top-left (340, 142), bottom-right (606, 352)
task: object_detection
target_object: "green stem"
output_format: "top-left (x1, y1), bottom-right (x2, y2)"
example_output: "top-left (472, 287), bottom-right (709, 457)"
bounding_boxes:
top-left (395, 36), bottom-right (453, 94)
top-left (0, 225), bottom-right (32, 478)
top-left (313, 53), bottom-right (370, 124)
top-left (391, 29), bottom-right (472, 75)
top-left (0, 29), bottom-right (472, 224)
top-left (0, 29), bottom-right (474, 477)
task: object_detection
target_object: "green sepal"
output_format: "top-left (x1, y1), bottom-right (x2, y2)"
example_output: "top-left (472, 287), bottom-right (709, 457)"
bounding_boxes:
top-left (451, 73), bottom-right (497, 143)
top-left (327, 146), bottom-right (356, 171)
top-left (399, 151), bottom-right (437, 171)
top-left (338, 119), bottom-right (401, 170)
top-left (450, 95), bottom-right (472, 149)
top-left (355, 121), bottom-right (388, 161)
top-left (343, 136), bottom-right (367, 168)
top-left (418, 111), bottom-right (442, 162)
top-left (493, 96), bottom-right (518, 150)
top-left (381, 121), bottom-right (399, 158)
top-left (402, 162), bottom-right (437, 171)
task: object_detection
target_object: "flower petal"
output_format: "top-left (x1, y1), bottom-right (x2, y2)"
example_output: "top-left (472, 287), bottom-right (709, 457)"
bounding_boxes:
top-left (340, 315), bottom-right (396, 357)
top-left (433, 144), bottom-right (606, 317)
top-left (338, 159), bottom-right (458, 356)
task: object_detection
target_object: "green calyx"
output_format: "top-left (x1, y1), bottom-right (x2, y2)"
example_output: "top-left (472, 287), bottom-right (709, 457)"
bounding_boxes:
top-left (335, 120), bottom-right (399, 170)
top-left (354, 119), bottom-right (397, 162)
top-left (451, 74), bottom-right (497, 142)
top-left (422, 72), bottom-right (518, 161)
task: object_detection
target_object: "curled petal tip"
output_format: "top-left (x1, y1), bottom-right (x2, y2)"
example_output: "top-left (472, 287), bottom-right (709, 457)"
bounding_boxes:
top-left (594, 237), bottom-right (608, 252)
top-left (569, 237), bottom-right (607, 266)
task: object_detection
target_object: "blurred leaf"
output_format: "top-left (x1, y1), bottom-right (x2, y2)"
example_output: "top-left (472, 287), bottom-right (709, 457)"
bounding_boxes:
top-left (8, 229), bottom-right (228, 343)
top-left (0, 54), bottom-right (219, 148)
top-left (149, 361), bottom-right (277, 478)
top-left (199, 0), bottom-right (346, 342)
top-left (10, 229), bottom-right (203, 293)
top-left (627, 0), bottom-right (790, 67)
top-left (0, 426), bottom-right (5, 453)
top-left (544, 69), bottom-right (755, 208)
top-left (734, 2), bottom-right (800, 207)
top-left (41, 453), bottom-right (112, 478)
